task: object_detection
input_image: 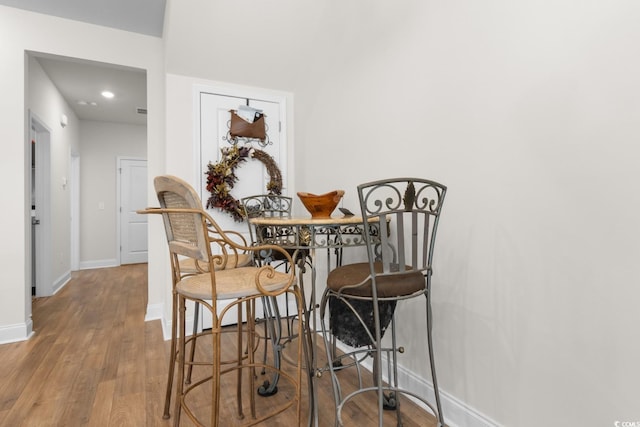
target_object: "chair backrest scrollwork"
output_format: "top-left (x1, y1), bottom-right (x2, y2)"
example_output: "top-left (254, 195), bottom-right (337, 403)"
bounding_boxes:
top-left (357, 178), bottom-right (447, 283)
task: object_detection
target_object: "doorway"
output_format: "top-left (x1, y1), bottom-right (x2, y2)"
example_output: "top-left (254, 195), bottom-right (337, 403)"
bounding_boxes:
top-left (29, 112), bottom-right (52, 298)
top-left (26, 52), bottom-right (148, 333)
top-left (118, 157), bottom-right (148, 265)
top-left (70, 155), bottom-right (80, 271)
top-left (195, 87), bottom-right (291, 329)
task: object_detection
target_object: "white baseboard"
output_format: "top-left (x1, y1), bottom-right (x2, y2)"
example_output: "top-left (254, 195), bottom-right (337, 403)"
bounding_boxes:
top-left (79, 258), bottom-right (118, 270)
top-left (395, 360), bottom-right (499, 427)
top-left (144, 302), bottom-right (195, 342)
top-left (333, 339), bottom-right (500, 427)
top-left (157, 316), bottom-right (194, 342)
top-left (145, 303), bottom-right (164, 322)
top-left (1, 273), bottom-right (68, 344)
top-left (144, 303), bottom-right (172, 340)
top-left (0, 319), bottom-right (34, 344)
top-left (52, 271), bottom-right (71, 294)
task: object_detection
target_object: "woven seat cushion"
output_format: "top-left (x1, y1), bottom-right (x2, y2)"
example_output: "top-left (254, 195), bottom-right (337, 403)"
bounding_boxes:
top-left (327, 262), bottom-right (425, 298)
top-left (179, 253), bottom-right (252, 273)
top-left (176, 266), bottom-right (291, 300)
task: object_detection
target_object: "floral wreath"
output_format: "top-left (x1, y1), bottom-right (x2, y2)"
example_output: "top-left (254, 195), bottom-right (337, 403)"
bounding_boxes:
top-left (205, 145), bottom-right (282, 222)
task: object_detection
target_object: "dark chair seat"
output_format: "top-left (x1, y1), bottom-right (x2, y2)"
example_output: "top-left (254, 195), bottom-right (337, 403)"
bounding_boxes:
top-left (327, 262), bottom-right (425, 298)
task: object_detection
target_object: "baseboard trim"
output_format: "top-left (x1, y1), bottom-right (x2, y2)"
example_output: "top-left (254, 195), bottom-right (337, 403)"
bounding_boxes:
top-left (0, 320), bottom-right (34, 345)
top-left (158, 316), bottom-right (194, 342)
top-left (145, 303), bottom-right (164, 322)
top-left (144, 302), bottom-right (194, 342)
top-left (52, 271), bottom-right (71, 295)
top-left (79, 259), bottom-right (118, 270)
top-left (395, 360), bottom-right (499, 427)
top-left (144, 303), bottom-right (172, 340)
top-left (333, 340), bottom-right (499, 427)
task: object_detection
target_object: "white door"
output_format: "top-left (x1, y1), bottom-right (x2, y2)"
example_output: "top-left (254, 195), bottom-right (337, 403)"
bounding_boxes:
top-left (199, 92), bottom-right (285, 235)
top-left (119, 158), bottom-right (148, 264)
top-left (198, 92), bottom-right (286, 328)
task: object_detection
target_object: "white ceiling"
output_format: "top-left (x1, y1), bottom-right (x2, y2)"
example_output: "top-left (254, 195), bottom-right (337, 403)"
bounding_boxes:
top-left (1, 0), bottom-right (166, 125)
top-left (33, 54), bottom-right (148, 126)
top-left (0, 0), bottom-right (166, 37)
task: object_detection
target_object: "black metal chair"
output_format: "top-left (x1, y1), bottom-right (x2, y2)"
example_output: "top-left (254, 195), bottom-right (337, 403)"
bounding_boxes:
top-left (320, 177), bottom-right (447, 427)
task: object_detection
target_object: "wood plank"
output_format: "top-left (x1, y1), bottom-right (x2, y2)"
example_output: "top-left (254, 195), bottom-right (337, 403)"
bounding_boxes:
top-left (0, 264), bottom-right (438, 426)
top-left (109, 392), bottom-right (145, 427)
top-left (87, 379), bottom-right (116, 427)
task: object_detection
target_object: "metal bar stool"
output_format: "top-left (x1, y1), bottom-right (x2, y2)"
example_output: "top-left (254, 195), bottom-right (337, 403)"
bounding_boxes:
top-left (320, 177), bottom-right (448, 427)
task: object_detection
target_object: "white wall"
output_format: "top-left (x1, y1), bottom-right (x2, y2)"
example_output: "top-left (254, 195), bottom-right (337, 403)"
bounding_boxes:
top-left (163, 1), bottom-right (640, 426)
top-left (27, 55), bottom-right (79, 292)
top-left (302, 3), bottom-right (640, 426)
top-left (0, 5), bottom-right (165, 342)
top-left (79, 121), bottom-right (146, 268)
top-left (2, 2), bottom-right (638, 425)
top-left (300, 3), bottom-right (640, 426)
top-left (164, 0), bottom-right (321, 91)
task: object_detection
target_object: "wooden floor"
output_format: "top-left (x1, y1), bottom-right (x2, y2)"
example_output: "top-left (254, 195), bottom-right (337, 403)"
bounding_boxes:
top-left (0, 264), bottom-right (438, 426)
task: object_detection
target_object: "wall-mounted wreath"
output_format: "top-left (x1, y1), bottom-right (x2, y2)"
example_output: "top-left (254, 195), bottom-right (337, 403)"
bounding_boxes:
top-left (205, 145), bottom-right (282, 222)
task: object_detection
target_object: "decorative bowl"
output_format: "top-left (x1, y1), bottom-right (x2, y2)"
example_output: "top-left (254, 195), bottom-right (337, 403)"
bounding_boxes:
top-left (297, 190), bottom-right (345, 219)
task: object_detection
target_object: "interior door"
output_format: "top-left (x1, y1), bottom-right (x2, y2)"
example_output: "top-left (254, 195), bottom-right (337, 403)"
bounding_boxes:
top-left (30, 113), bottom-right (52, 298)
top-left (119, 158), bottom-right (148, 264)
top-left (31, 127), bottom-right (37, 295)
top-left (199, 92), bottom-right (285, 327)
top-left (199, 92), bottom-right (284, 235)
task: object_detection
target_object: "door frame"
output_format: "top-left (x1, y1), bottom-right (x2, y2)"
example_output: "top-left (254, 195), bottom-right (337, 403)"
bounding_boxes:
top-left (70, 155), bottom-right (80, 271)
top-left (116, 156), bottom-right (148, 265)
top-left (29, 111), bottom-right (53, 298)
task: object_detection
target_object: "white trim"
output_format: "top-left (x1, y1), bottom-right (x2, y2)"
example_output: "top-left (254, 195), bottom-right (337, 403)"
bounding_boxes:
top-left (79, 259), bottom-right (118, 270)
top-left (332, 339), bottom-right (501, 427)
top-left (395, 360), bottom-right (500, 427)
top-left (159, 313), bottom-right (194, 342)
top-left (0, 321), bottom-right (34, 345)
top-left (51, 271), bottom-right (71, 295)
top-left (116, 156), bottom-right (148, 266)
top-left (144, 302), bottom-right (164, 322)
top-left (29, 111), bottom-right (53, 297)
top-left (152, 304), bottom-right (195, 342)
top-left (70, 155), bottom-right (80, 271)
top-left (144, 305), bottom-right (170, 340)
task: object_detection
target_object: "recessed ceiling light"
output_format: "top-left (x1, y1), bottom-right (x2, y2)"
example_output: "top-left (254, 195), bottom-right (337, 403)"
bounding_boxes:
top-left (77, 100), bottom-right (87, 105)
top-left (101, 90), bottom-right (115, 99)
top-left (90, 102), bottom-right (98, 106)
